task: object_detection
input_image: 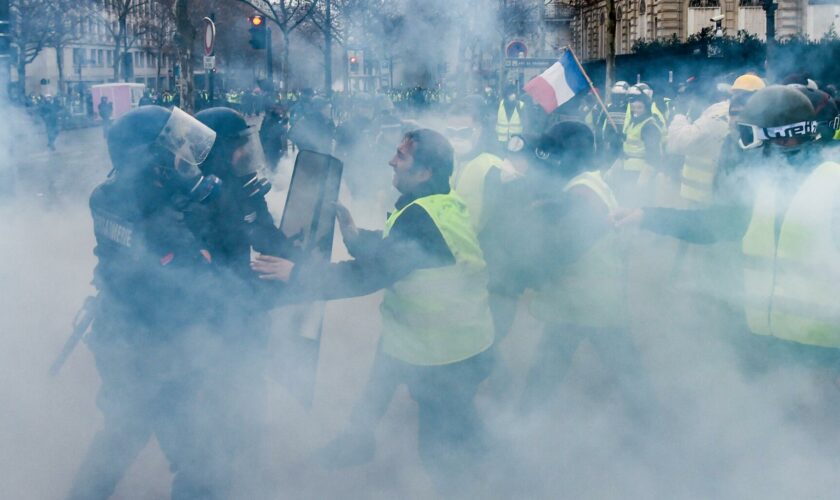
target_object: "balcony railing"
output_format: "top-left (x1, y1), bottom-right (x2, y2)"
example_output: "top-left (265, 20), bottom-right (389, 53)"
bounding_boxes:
top-left (545, 1), bottom-right (577, 21)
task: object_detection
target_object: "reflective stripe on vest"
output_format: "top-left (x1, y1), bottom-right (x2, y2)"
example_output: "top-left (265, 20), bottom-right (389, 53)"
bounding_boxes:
top-left (679, 154), bottom-right (719, 204)
top-left (452, 153), bottom-right (502, 232)
top-left (741, 161), bottom-right (840, 347)
top-left (496, 100), bottom-right (523, 142)
top-left (380, 193), bottom-right (495, 365)
top-left (530, 171), bottom-right (626, 327)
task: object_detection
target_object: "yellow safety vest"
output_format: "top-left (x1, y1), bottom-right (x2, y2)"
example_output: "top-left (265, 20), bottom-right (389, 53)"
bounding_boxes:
top-left (622, 116), bottom-right (662, 172)
top-left (496, 100), bottom-right (523, 142)
top-left (452, 152), bottom-right (503, 232)
top-left (741, 161), bottom-right (840, 347)
top-left (380, 193), bottom-right (495, 365)
top-left (624, 102), bottom-right (667, 131)
top-left (530, 171), bottom-right (626, 327)
top-left (679, 154), bottom-right (720, 205)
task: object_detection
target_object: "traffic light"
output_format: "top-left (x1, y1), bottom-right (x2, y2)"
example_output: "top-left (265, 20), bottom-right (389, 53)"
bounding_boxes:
top-left (349, 54), bottom-right (359, 73)
top-left (249, 15), bottom-right (266, 49)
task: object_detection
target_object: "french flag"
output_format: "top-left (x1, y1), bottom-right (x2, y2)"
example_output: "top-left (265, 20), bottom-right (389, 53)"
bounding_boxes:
top-left (524, 51), bottom-right (589, 114)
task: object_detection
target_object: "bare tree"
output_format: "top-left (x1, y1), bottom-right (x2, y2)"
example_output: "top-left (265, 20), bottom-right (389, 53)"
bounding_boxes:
top-left (9, 0), bottom-right (52, 94)
top-left (231, 0), bottom-right (320, 90)
top-left (90, 0), bottom-right (151, 81)
top-left (174, 0), bottom-right (196, 111)
top-left (146, 0), bottom-right (177, 91)
top-left (46, 0), bottom-right (85, 93)
top-left (605, 0), bottom-right (616, 100)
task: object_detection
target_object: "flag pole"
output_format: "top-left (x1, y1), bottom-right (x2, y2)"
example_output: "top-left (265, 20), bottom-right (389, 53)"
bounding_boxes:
top-left (565, 46), bottom-right (619, 133)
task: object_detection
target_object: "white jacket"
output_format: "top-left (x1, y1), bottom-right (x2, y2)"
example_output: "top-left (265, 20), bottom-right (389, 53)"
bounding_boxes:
top-left (666, 100), bottom-right (730, 159)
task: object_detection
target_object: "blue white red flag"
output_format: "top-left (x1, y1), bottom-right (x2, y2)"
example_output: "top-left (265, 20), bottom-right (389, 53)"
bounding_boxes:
top-left (524, 50), bottom-right (589, 113)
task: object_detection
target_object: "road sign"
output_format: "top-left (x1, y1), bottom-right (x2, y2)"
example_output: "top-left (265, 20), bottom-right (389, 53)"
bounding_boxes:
top-left (506, 40), bottom-right (528, 59)
top-left (204, 56), bottom-right (216, 70)
top-left (505, 58), bottom-right (557, 69)
top-left (203, 17), bottom-right (216, 56)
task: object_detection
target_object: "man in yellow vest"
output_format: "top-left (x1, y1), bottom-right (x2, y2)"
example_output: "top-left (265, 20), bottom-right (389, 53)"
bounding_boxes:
top-left (253, 129), bottom-right (495, 494)
top-left (447, 97), bottom-right (506, 232)
top-left (614, 85), bottom-right (840, 380)
top-left (482, 121), bottom-right (658, 420)
top-left (671, 74), bottom-right (765, 208)
top-left (495, 84), bottom-right (525, 146)
top-left (612, 92), bottom-right (663, 207)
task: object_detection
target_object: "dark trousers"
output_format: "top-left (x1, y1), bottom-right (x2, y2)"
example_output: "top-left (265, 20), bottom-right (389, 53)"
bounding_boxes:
top-left (520, 323), bottom-right (659, 425)
top-left (68, 319), bottom-right (266, 500)
top-left (347, 346), bottom-right (494, 495)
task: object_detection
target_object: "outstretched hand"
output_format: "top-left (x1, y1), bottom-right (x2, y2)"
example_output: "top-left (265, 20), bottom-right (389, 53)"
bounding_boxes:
top-left (334, 202), bottom-right (359, 243)
top-left (251, 253), bottom-right (295, 281)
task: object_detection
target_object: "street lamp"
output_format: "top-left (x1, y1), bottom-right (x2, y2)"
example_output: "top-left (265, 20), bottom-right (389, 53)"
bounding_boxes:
top-left (762, 0), bottom-right (777, 42)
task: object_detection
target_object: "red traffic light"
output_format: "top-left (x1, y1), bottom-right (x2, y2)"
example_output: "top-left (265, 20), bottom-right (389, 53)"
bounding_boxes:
top-left (349, 56), bottom-right (357, 64)
top-left (250, 15), bottom-right (264, 27)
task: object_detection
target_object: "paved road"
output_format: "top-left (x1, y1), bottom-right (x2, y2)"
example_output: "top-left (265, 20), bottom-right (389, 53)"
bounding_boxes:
top-left (10, 119), bottom-right (111, 203)
top-left (5, 111), bottom-right (840, 499)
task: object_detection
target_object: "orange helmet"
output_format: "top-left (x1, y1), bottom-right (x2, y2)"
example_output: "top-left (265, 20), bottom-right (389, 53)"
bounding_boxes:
top-left (730, 74), bottom-right (766, 93)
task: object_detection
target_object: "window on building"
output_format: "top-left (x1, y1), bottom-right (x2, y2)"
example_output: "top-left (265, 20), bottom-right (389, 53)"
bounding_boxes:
top-left (739, 0), bottom-right (762, 5)
top-left (107, 50), bottom-right (113, 67)
top-left (98, 49), bottom-right (104, 66)
top-left (72, 48), bottom-right (83, 66)
top-left (136, 52), bottom-right (144, 68)
top-left (690, 0), bottom-right (721, 6)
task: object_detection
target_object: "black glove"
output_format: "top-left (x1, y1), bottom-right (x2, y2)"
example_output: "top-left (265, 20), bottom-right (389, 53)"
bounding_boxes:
top-left (239, 174), bottom-right (272, 223)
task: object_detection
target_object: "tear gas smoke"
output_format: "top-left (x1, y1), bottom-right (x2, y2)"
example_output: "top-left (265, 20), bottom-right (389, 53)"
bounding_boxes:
top-left (5, 1), bottom-right (840, 499)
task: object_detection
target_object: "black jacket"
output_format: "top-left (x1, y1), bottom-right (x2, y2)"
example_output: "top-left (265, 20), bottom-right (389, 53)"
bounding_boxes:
top-left (292, 180), bottom-right (454, 300)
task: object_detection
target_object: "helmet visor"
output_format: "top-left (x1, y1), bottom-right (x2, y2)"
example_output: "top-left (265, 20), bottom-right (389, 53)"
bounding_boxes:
top-left (156, 107), bottom-right (217, 166)
top-left (232, 128), bottom-right (268, 177)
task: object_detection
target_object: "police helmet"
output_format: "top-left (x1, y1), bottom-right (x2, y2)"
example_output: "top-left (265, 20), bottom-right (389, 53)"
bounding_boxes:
top-left (107, 106), bottom-right (220, 202)
top-left (196, 107), bottom-right (266, 179)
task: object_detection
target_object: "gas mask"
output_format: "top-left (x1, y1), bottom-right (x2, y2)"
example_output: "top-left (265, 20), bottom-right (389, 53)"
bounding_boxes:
top-left (155, 107), bottom-right (221, 203)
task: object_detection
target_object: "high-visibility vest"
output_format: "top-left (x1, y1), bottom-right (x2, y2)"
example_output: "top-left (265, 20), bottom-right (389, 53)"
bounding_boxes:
top-left (622, 116), bottom-right (662, 172)
top-left (624, 102), bottom-right (667, 131)
top-left (452, 152), bottom-right (503, 232)
top-left (496, 100), bottom-right (524, 142)
top-left (530, 171), bottom-right (625, 327)
top-left (380, 192), bottom-right (494, 365)
top-left (741, 161), bottom-right (840, 347)
top-left (679, 154), bottom-right (720, 205)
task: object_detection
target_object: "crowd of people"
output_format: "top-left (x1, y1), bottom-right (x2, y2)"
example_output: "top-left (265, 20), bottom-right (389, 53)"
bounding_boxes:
top-left (62, 64), bottom-right (840, 499)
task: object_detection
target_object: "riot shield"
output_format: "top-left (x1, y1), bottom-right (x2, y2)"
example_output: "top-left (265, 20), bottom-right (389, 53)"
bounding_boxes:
top-left (269, 149), bottom-right (343, 408)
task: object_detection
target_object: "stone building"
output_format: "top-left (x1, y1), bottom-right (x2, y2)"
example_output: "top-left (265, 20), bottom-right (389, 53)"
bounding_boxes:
top-left (17, 0), bottom-right (176, 97)
top-left (565, 0), bottom-right (840, 60)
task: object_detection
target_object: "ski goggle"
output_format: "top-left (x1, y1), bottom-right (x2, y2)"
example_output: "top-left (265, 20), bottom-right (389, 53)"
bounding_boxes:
top-left (737, 120), bottom-right (817, 150)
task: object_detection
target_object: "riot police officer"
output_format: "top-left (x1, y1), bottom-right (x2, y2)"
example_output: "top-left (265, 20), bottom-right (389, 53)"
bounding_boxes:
top-left (192, 107), bottom-right (290, 497)
top-left (67, 106), bottom-right (223, 500)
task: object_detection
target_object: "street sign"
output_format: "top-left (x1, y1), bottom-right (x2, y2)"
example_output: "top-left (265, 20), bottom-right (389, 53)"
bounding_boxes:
top-left (505, 58), bottom-right (557, 69)
top-left (506, 40), bottom-right (528, 59)
top-left (203, 17), bottom-right (215, 56)
top-left (203, 56), bottom-right (215, 70)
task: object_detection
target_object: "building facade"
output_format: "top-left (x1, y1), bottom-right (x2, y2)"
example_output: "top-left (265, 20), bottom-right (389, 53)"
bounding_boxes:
top-left (567, 0), bottom-right (840, 60)
top-left (16, 0), bottom-right (175, 98)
